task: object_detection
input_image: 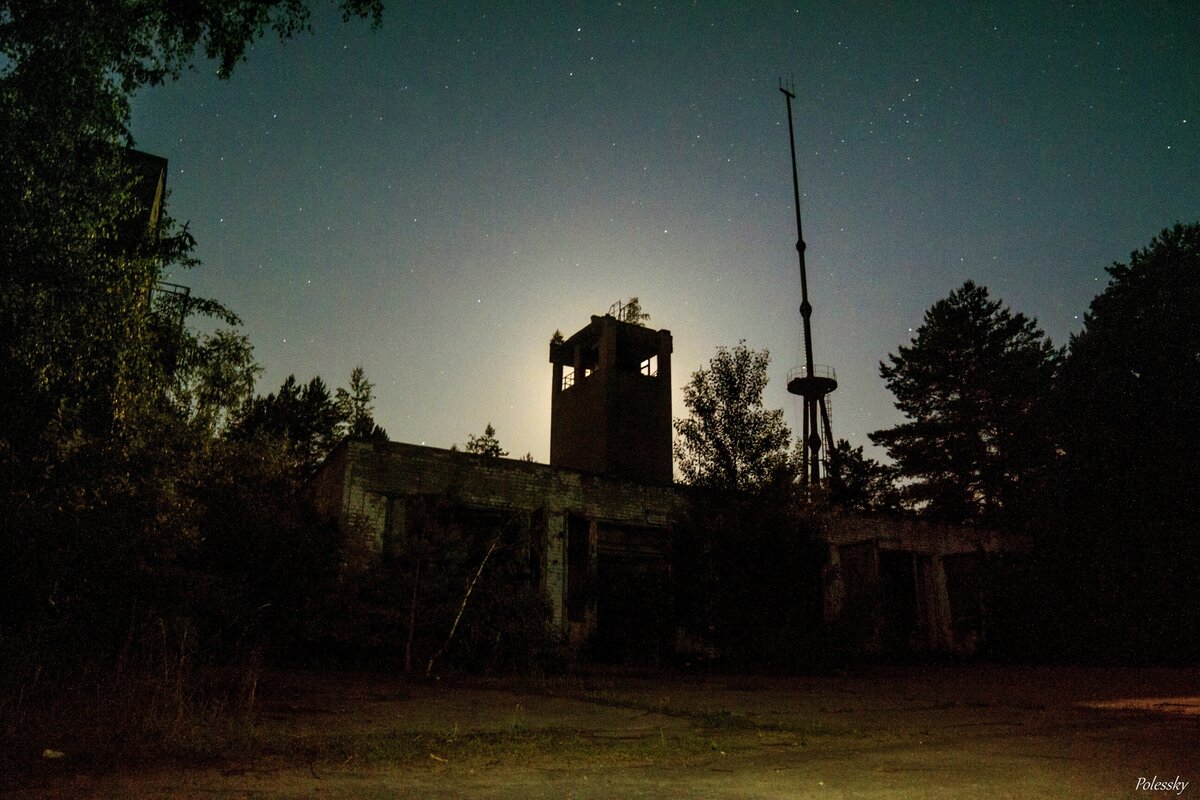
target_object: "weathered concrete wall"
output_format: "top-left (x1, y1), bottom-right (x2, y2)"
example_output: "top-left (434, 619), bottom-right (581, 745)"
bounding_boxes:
top-left (822, 513), bottom-right (1024, 555)
top-left (315, 439), bottom-right (685, 640)
top-left (313, 442), bottom-right (1026, 658)
top-left (819, 513), bottom-right (1027, 655)
top-left (311, 442), bottom-right (349, 524)
top-left (325, 440), bottom-right (686, 523)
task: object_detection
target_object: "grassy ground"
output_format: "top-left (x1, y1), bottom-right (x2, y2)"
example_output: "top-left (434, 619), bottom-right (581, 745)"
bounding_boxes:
top-left (5, 663), bottom-right (1197, 798)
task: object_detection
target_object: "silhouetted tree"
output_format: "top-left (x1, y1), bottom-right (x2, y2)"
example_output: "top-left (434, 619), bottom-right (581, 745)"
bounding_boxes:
top-left (231, 367), bottom-right (386, 476)
top-left (231, 376), bottom-right (342, 475)
top-left (336, 365), bottom-right (388, 440)
top-left (827, 439), bottom-right (902, 513)
top-left (1032, 223), bottom-right (1200, 661)
top-left (464, 423), bottom-right (507, 458)
top-left (169, 327), bottom-right (262, 434)
top-left (0, 2), bottom-right (382, 89)
top-left (674, 342), bottom-right (791, 490)
top-left (869, 282), bottom-right (1060, 523)
top-left (620, 297), bottom-right (651, 325)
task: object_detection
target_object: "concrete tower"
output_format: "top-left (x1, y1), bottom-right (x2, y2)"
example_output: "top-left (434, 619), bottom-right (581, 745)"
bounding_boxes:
top-left (549, 313), bottom-right (673, 484)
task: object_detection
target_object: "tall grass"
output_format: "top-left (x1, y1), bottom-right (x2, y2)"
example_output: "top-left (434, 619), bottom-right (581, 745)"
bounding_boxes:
top-left (0, 616), bottom-right (260, 786)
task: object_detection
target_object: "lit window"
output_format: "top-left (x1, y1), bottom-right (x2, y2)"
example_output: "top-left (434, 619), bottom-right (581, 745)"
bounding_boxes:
top-left (640, 355), bottom-right (658, 376)
top-left (562, 366), bottom-right (575, 390)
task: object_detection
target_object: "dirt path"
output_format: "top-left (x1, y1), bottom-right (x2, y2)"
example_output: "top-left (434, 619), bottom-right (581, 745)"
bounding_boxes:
top-left (8, 664), bottom-right (1197, 799)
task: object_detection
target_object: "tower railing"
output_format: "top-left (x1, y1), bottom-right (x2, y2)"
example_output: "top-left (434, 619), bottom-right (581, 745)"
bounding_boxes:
top-left (787, 364), bottom-right (837, 384)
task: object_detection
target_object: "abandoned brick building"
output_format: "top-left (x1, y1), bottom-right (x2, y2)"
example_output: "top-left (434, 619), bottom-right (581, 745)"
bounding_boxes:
top-left (313, 312), bottom-right (1016, 660)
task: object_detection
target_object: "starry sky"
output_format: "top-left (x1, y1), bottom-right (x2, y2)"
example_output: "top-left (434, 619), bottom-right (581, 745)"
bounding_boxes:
top-left (130, 1), bottom-right (1199, 463)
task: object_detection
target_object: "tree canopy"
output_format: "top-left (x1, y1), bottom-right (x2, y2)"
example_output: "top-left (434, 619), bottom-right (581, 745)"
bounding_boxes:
top-left (869, 281), bottom-right (1060, 523)
top-left (826, 439), bottom-right (901, 514)
top-left (0, 0), bottom-right (384, 481)
top-left (1031, 223), bottom-right (1200, 660)
top-left (230, 368), bottom-right (388, 477)
top-left (0, 1), bottom-right (383, 90)
top-left (1059, 222), bottom-right (1200, 472)
top-left (336, 365), bottom-right (389, 440)
top-left (464, 423), bottom-right (508, 458)
top-left (618, 297), bottom-right (651, 326)
top-left (674, 342), bottom-right (791, 490)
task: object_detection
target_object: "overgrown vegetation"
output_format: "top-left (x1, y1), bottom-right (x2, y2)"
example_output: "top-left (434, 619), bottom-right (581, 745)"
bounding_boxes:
top-left (0, 0), bottom-right (386, 779)
top-left (673, 477), bottom-right (826, 670)
top-left (667, 347), bottom-right (824, 666)
top-left (311, 500), bottom-right (555, 676)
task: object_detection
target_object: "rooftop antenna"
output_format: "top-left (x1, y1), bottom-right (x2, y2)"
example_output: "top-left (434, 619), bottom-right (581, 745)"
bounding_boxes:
top-left (780, 77), bottom-right (838, 487)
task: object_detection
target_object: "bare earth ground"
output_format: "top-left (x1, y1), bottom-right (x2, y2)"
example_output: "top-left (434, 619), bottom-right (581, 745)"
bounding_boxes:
top-left (8, 664), bottom-right (1197, 799)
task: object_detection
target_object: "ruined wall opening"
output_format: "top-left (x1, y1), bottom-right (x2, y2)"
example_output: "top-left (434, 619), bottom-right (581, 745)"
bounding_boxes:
top-left (944, 552), bottom-right (992, 651)
top-left (566, 514), bottom-right (591, 624)
top-left (880, 551), bottom-right (919, 652)
top-left (588, 523), bottom-right (672, 664)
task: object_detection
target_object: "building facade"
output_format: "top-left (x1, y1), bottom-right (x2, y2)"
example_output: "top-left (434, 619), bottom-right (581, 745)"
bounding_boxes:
top-left (313, 438), bottom-right (685, 654)
top-left (311, 312), bottom-right (1021, 660)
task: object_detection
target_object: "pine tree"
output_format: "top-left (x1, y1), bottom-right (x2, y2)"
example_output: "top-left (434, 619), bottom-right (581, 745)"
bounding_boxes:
top-left (870, 281), bottom-right (1060, 523)
top-left (464, 423), bottom-right (507, 458)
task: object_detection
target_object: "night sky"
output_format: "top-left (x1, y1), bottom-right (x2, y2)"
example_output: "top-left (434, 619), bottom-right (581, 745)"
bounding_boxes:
top-left (130, 2), bottom-right (1199, 463)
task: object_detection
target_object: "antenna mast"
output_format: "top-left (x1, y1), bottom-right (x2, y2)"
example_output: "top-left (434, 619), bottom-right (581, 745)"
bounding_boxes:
top-left (780, 78), bottom-right (838, 487)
